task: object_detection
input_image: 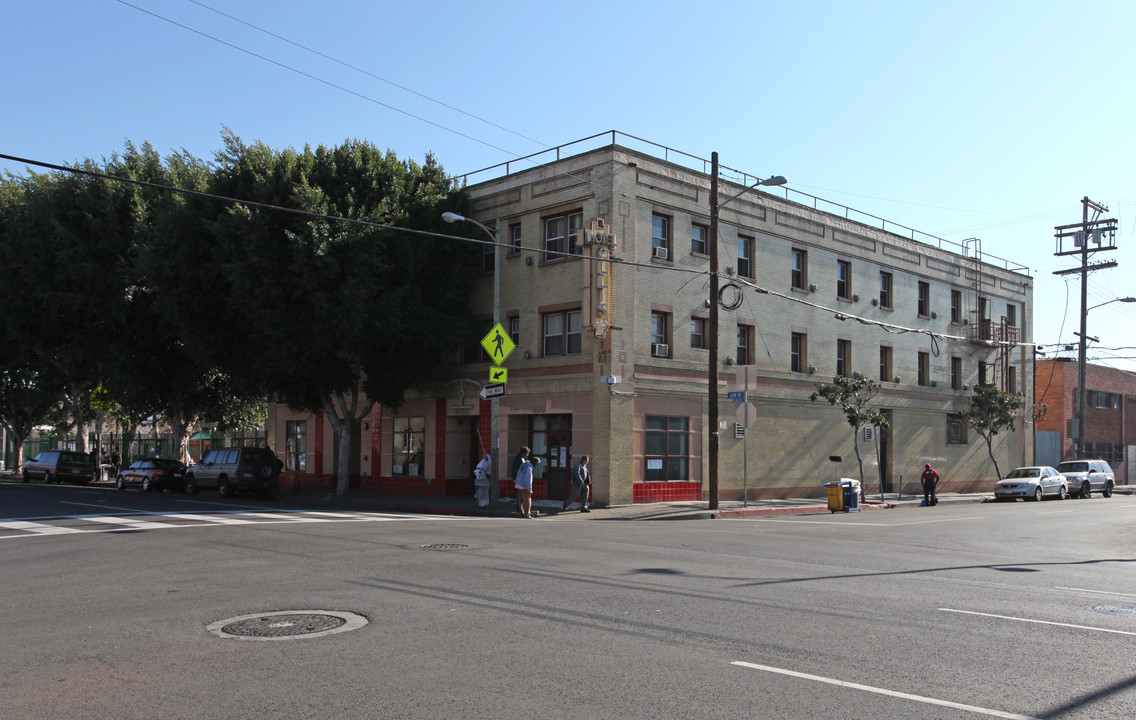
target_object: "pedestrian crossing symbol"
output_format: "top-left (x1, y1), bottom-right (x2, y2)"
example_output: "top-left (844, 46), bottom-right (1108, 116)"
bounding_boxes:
top-left (481, 322), bottom-right (516, 365)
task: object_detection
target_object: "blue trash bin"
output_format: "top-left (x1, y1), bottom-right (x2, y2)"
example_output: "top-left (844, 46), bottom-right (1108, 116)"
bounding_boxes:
top-left (841, 480), bottom-right (860, 512)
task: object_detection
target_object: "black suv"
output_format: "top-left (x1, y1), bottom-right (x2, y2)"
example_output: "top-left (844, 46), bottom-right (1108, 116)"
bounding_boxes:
top-left (185, 446), bottom-right (281, 498)
top-left (22, 450), bottom-right (97, 485)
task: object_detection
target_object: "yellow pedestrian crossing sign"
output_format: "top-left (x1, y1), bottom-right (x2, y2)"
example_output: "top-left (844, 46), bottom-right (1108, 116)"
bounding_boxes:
top-left (489, 366), bottom-right (507, 384)
top-left (481, 323), bottom-right (515, 365)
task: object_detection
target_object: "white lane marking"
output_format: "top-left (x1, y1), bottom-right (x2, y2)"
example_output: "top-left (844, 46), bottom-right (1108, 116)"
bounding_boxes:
top-left (740, 518), bottom-right (894, 526)
top-left (940, 608), bottom-right (1136, 637)
top-left (151, 513), bottom-right (258, 525)
top-left (82, 516), bottom-right (185, 530)
top-left (731, 661), bottom-right (1039, 720)
top-left (1056, 586), bottom-right (1136, 598)
top-left (0, 520), bottom-right (85, 535)
top-left (60, 501), bottom-right (163, 514)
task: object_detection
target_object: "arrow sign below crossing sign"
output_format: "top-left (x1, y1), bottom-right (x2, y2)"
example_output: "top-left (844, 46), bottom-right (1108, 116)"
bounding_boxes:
top-left (478, 384), bottom-right (506, 400)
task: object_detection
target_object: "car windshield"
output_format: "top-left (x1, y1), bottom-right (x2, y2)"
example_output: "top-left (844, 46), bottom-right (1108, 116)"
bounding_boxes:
top-left (153, 459), bottom-right (186, 471)
top-left (1006, 468), bottom-right (1040, 478)
top-left (1057, 462), bottom-right (1088, 473)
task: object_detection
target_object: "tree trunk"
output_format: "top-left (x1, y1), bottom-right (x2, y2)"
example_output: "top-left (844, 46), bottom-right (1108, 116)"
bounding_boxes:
top-left (853, 426), bottom-right (865, 486)
top-left (320, 385), bottom-right (370, 497)
top-left (985, 435), bottom-right (1002, 480)
top-left (169, 407), bottom-right (192, 465)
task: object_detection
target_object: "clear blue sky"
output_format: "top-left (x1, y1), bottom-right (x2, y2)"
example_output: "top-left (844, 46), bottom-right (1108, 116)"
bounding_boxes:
top-left (5, 0), bottom-right (1136, 371)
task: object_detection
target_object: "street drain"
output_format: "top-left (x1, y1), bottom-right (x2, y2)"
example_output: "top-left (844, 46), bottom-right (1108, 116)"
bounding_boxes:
top-left (207, 610), bottom-right (368, 641)
top-left (1093, 605), bottom-right (1136, 619)
top-left (420, 543), bottom-right (469, 550)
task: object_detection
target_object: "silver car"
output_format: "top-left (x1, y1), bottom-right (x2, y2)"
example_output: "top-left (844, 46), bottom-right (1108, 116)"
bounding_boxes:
top-left (993, 466), bottom-right (1068, 502)
top-left (1055, 459), bottom-right (1115, 499)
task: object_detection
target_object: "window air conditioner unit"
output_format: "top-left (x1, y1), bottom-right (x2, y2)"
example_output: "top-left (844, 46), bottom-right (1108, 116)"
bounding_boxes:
top-left (852, 294), bottom-right (860, 302)
top-left (871, 298), bottom-right (879, 306)
top-left (809, 283), bottom-right (818, 292)
top-left (653, 246), bottom-right (669, 260)
top-left (931, 380), bottom-right (938, 387)
top-left (652, 343), bottom-right (670, 358)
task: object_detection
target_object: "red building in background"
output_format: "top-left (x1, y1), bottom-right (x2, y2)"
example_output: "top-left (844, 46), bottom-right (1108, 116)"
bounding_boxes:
top-left (1034, 358), bottom-right (1135, 484)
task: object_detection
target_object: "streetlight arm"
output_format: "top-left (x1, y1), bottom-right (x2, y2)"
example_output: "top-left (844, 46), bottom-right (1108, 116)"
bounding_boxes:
top-left (716, 175), bottom-right (788, 213)
top-left (442, 212), bottom-right (497, 240)
top-left (1087, 296), bottom-right (1136, 312)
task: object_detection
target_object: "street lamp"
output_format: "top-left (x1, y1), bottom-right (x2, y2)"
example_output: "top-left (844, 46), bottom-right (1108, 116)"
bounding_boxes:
top-left (1075, 296), bottom-right (1136, 459)
top-left (442, 212), bottom-right (502, 506)
top-left (707, 152), bottom-right (787, 509)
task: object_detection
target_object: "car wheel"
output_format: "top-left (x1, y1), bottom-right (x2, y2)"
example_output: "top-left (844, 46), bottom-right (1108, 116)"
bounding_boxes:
top-left (184, 477), bottom-right (198, 496)
top-left (1032, 486), bottom-right (1043, 502)
top-left (43, 471), bottom-right (53, 485)
top-left (1058, 485), bottom-right (1067, 500)
top-left (142, 477), bottom-right (152, 493)
top-left (1080, 481), bottom-right (1091, 499)
top-left (218, 478), bottom-right (233, 498)
top-left (1103, 481), bottom-right (1114, 498)
top-left (116, 476), bottom-right (125, 491)
top-left (22, 470), bottom-right (30, 483)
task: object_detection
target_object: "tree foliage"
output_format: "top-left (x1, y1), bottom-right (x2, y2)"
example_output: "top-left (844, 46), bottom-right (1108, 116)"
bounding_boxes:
top-left (1, 133), bottom-right (473, 490)
top-left (809, 374), bottom-right (890, 488)
top-left (962, 384), bottom-right (1023, 480)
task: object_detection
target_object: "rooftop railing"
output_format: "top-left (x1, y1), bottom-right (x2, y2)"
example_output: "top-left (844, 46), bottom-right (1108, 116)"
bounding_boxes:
top-left (456, 130), bottom-right (1029, 274)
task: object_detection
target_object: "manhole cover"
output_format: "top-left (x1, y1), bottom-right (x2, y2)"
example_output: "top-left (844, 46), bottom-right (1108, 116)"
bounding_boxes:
top-left (207, 610), bottom-right (368, 641)
top-left (420, 543), bottom-right (469, 550)
top-left (1093, 605), bottom-right (1136, 619)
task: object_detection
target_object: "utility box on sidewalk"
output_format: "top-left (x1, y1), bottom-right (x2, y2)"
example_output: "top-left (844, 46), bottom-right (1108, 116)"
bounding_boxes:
top-left (825, 481), bottom-right (844, 513)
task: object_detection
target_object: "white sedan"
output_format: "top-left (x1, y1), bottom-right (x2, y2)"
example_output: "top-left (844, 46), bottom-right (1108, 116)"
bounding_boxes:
top-left (993, 466), bottom-right (1068, 502)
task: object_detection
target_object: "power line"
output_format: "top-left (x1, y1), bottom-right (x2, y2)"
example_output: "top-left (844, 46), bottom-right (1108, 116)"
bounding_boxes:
top-left (185, 0), bottom-right (549, 149)
top-left (113, 0), bottom-right (518, 157)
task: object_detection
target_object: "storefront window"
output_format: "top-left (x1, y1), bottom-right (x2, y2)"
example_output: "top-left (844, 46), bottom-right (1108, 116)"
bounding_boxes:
top-left (392, 416), bottom-right (425, 476)
top-left (645, 416), bottom-right (689, 481)
top-left (285, 420), bottom-right (306, 472)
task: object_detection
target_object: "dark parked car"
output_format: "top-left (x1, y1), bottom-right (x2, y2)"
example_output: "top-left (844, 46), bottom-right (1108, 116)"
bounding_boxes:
top-left (116, 458), bottom-right (187, 492)
top-left (21, 450), bottom-right (97, 485)
top-left (184, 446), bottom-right (281, 498)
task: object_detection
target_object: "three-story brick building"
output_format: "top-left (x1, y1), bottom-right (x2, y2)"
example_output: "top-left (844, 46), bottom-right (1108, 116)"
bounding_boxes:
top-left (269, 133), bottom-right (1034, 504)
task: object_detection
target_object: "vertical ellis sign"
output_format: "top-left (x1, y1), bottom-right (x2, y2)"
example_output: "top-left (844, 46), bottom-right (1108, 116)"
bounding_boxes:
top-left (583, 219), bottom-right (616, 338)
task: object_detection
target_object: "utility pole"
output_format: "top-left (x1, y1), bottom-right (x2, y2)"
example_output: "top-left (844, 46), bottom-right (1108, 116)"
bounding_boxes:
top-left (708, 153), bottom-right (721, 510)
top-left (707, 154), bottom-right (786, 509)
top-left (1052, 197), bottom-right (1118, 460)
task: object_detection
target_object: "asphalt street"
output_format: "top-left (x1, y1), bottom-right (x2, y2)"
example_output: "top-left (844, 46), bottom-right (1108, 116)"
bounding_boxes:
top-left (3, 480), bottom-right (1135, 719)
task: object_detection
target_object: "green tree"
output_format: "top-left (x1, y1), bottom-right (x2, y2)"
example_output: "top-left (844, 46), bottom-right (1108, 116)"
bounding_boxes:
top-left (962, 384), bottom-right (1023, 480)
top-left (810, 374), bottom-right (890, 489)
top-left (201, 133), bottom-right (478, 495)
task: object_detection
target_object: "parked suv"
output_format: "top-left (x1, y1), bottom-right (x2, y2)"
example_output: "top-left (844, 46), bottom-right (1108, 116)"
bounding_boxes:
top-left (184, 446), bottom-right (280, 498)
top-left (21, 450), bottom-right (97, 485)
top-left (1055, 459), bottom-right (1115, 499)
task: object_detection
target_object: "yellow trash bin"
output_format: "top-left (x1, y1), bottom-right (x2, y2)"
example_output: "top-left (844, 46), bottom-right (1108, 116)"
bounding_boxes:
top-left (825, 481), bottom-right (844, 513)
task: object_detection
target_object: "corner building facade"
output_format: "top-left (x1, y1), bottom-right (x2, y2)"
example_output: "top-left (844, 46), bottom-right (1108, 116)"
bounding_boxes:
top-left (269, 136), bottom-right (1035, 503)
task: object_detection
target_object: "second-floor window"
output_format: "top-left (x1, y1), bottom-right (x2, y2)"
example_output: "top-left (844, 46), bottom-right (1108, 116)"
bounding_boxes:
top-left (918, 281), bottom-right (930, 317)
top-left (836, 339), bottom-right (851, 377)
top-left (510, 223), bottom-right (522, 253)
top-left (791, 332), bottom-right (807, 373)
top-left (951, 356), bottom-right (962, 390)
top-left (691, 318), bottom-right (706, 349)
top-left (651, 312), bottom-right (670, 357)
top-left (879, 346), bottom-right (892, 383)
top-left (544, 211), bottom-right (583, 259)
top-left (918, 352), bottom-right (930, 386)
top-left (951, 289), bottom-right (962, 324)
top-left (737, 325), bottom-right (753, 365)
top-left (542, 309), bottom-right (581, 356)
top-left (879, 272), bottom-right (892, 309)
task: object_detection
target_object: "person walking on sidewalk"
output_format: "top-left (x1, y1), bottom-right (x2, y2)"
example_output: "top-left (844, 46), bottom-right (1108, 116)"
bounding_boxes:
top-left (563, 454), bottom-right (591, 512)
top-left (514, 447), bottom-right (538, 519)
top-left (473, 452), bottom-right (492, 508)
top-left (921, 463), bottom-right (940, 506)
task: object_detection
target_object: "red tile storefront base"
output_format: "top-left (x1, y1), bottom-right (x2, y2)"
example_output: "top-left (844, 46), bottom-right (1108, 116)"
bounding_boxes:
top-left (633, 481), bottom-right (702, 503)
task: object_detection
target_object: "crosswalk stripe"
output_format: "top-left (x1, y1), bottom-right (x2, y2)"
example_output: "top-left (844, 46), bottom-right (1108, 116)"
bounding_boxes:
top-left (0, 520), bottom-right (85, 535)
top-left (82, 516), bottom-right (183, 530)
